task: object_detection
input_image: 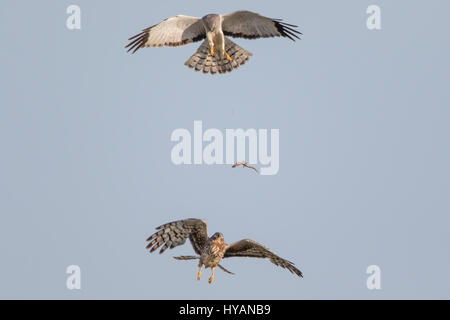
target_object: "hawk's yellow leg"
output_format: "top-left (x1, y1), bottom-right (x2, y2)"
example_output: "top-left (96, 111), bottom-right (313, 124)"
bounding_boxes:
top-left (209, 267), bottom-right (216, 284)
top-left (210, 46), bottom-right (214, 56)
top-left (197, 266), bottom-right (202, 280)
top-left (225, 51), bottom-right (233, 61)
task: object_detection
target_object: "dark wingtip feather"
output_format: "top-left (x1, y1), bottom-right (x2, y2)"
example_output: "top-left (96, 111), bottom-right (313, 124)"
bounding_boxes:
top-left (273, 19), bottom-right (302, 41)
top-left (125, 28), bottom-right (150, 54)
top-left (289, 263), bottom-right (303, 277)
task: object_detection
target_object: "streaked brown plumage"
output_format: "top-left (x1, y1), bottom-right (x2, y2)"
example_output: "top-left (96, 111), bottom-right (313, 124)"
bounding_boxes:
top-left (146, 218), bottom-right (303, 283)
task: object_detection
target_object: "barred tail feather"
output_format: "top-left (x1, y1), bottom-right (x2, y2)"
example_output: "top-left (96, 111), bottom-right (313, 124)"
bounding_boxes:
top-left (184, 38), bottom-right (253, 74)
top-left (173, 256), bottom-right (199, 261)
top-left (218, 264), bottom-right (235, 275)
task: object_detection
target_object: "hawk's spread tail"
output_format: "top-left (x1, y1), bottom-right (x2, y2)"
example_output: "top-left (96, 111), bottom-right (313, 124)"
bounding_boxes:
top-left (185, 38), bottom-right (253, 74)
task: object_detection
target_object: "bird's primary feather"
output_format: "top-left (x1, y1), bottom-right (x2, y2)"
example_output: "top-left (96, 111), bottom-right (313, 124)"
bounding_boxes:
top-left (221, 11), bottom-right (302, 41)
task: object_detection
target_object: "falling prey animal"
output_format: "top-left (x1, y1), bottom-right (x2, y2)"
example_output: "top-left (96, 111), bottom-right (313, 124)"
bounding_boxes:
top-left (126, 11), bottom-right (301, 74)
top-left (146, 218), bottom-right (303, 284)
top-left (232, 161), bottom-right (258, 173)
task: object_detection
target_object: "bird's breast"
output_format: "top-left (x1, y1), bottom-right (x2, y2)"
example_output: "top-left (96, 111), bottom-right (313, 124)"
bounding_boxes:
top-left (200, 239), bottom-right (226, 267)
top-left (212, 31), bottom-right (224, 47)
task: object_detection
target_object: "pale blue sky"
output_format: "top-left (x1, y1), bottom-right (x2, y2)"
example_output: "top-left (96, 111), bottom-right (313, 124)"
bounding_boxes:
top-left (1, 0), bottom-right (449, 299)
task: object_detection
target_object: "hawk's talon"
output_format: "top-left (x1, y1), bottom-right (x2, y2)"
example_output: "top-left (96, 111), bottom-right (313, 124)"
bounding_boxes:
top-left (225, 52), bottom-right (233, 61)
top-left (209, 267), bottom-right (216, 284)
top-left (197, 266), bottom-right (202, 280)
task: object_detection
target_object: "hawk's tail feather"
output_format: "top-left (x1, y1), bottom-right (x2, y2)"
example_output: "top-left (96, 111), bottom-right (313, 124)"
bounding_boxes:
top-left (173, 256), bottom-right (199, 261)
top-left (218, 264), bottom-right (235, 275)
top-left (185, 38), bottom-right (253, 75)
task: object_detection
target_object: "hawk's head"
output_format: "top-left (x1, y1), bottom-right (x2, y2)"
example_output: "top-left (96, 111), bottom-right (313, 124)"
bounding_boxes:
top-left (211, 232), bottom-right (224, 240)
top-left (202, 14), bottom-right (221, 32)
top-left (210, 232), bottom-right (226, 255)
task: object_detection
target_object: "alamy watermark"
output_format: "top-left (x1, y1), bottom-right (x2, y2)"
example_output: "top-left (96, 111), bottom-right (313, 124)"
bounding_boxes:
top-left (367, 5), bottom-right (381, 30)
top-left (171, 121), bottom-right (279, 175)
top-left (366, 265), bottom-right (381, 290)
top-left (66, 5), bottom-right (81, 30)
top-left (66, 265), bottom-right (81, 290)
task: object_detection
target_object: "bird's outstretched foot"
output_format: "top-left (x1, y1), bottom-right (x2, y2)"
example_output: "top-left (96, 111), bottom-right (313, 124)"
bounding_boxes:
top-left (225, 52), bottom-right (233, 61)
top-left (197, 266), bottom-right (202, 280)
top-left (209, 267), bottom-right (215, 284)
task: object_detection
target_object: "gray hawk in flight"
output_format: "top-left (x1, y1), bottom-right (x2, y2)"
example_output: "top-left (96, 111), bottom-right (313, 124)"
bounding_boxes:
top-left (126, 11), bottom-right (301, 74)
top-left (146, 218), bottom-right (303, 284)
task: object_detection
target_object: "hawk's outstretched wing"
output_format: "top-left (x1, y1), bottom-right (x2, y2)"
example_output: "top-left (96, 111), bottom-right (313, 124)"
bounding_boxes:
top-left (146, 219), bottom-right (208, 255)
top-left (126, 15), bottom-right (206, 53)
top-left (224, 239), bottom-right (303, 277)
top-left (221, 11), bottom-right (301, 41)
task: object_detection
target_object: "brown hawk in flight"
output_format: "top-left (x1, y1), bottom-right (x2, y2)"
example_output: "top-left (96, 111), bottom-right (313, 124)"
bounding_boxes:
top-left (146, 218), bottom-right (303, 284)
